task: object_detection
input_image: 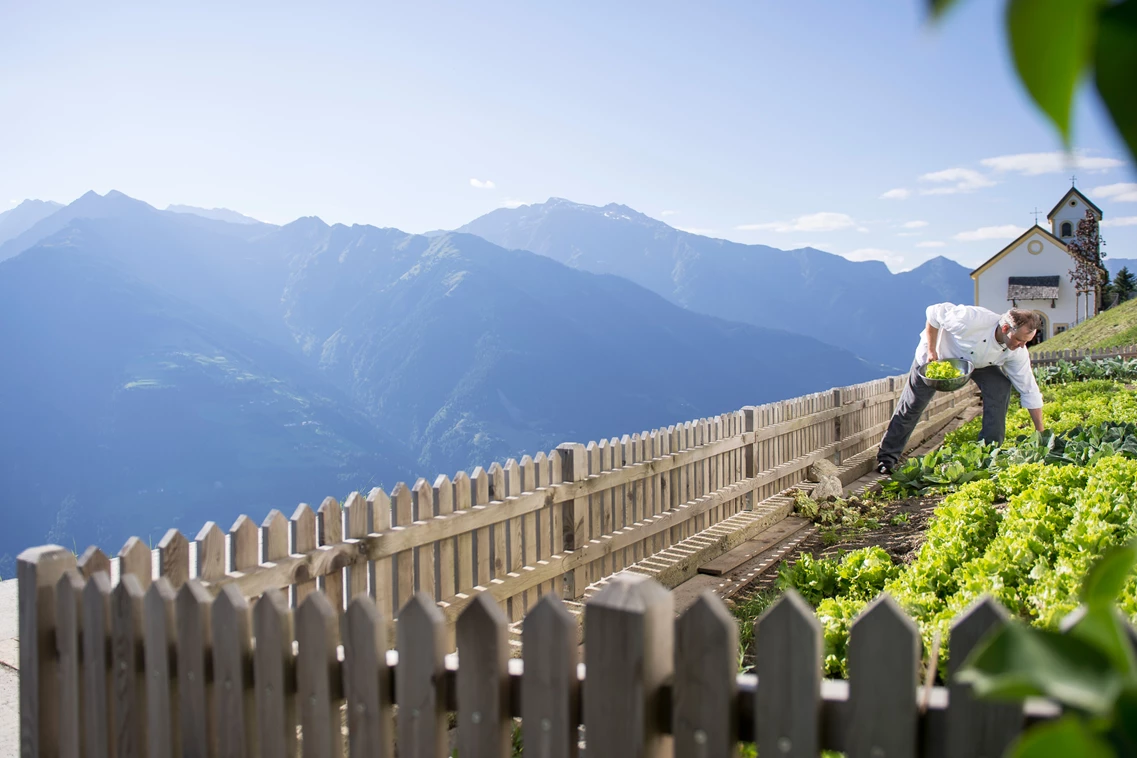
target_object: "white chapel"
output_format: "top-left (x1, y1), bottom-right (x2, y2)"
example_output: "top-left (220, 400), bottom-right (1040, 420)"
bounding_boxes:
top-left (970, 186), bottom-right (1105, 346)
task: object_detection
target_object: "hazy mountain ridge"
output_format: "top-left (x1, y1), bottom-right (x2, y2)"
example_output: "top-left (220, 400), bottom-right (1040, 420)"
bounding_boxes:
top-left (458, 198), bottom-right (975, 368)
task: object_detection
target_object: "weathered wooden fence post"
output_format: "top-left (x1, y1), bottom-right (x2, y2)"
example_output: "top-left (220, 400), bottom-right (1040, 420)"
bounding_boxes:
top-left (833, 388), bottom-right (844, 465)
top-left (674, 592), bottom-right (738, 756)
top-left (945, 596), bottom-right (1023, 757)
top-left (18, 544), bottom-right (77, 756)
top-left (755, 589), bottom-right (821, 758)
top-left (397, 593), bottom-right (449, 758)
top-left (522, 595), bottom-right (579, 758)
top-left (556, 442), bottom-right (588, 600)
top-left (456, 593), bottom-right (512, 757)
top-left (584, 573), bottom-right (674, 757)
top-left (744, 407), bottom-right (759, 511)
top-left (847, 595), bottom-right (920, 758)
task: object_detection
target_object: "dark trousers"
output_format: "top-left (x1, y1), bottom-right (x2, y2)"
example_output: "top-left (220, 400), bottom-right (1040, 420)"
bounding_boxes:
top-left (876, 362), bottom-right (1013, 468)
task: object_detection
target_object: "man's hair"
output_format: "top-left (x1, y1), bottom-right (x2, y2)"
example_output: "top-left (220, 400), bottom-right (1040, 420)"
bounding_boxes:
top-left (1000, 308), bottom-right (1042, 334)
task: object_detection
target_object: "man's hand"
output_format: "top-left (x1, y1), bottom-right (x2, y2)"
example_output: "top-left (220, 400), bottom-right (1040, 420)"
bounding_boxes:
top-left (928, 348), bottom-right (939, 362)
top-left (1028, 407), bottom-right (1045, 433)
top-left (925, 322), bottom-right (940, 363)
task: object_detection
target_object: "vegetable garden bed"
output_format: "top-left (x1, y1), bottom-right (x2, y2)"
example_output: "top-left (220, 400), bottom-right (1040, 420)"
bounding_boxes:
top-left (731, 371), bottom-right (1137, 681)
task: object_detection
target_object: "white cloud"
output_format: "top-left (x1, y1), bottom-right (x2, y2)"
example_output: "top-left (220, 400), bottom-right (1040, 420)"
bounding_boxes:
top-left (469, 178), bottom-right (496, 190)
top-left (857, 226), bottom-right (870, 233)
top-left (980, 151), bottom-right (1124, 176)
top-left (8, 199), bottom-right (16, 204)
top-left (953, 224), bottom-right (1026, 242)
top-left (902, 220), bottom-right (928, 229)
top-left (1089, 183), bottom-right (1137, 202)
top-left (1102, 216), bottom-right (1137, 228)
top-left (499, 198), bottom-right (528, 209)
top-left (919, 168), bottom-right (996, 195)
top-left (880, 188), bottom-right (910, 200)
top-left (897, 232), bottom-right (922, 237)
top-left (736, 212), bottom-right (857, 233)
top-left (659, 210), bottom-right (678, 217)
top-left (842, 247), bottom-right (906, 270)
top-left (917, 241), bottom-right (946, 248)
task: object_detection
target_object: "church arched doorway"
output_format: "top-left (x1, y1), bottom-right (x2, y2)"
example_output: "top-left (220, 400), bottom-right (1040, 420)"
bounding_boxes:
top-left (1028, 311), bottom-right (1049, 347)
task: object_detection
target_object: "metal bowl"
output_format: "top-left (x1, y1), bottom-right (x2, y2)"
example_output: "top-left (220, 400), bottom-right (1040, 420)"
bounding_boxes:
top-left (917, 358), bottom-right (974, 392)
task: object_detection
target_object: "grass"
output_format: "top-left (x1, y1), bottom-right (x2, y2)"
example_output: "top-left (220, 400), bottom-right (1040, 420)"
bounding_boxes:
top-left (1030, 296), bottom-right (1137, 353)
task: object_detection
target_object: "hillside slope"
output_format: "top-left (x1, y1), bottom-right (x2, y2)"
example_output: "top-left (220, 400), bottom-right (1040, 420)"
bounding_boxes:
top-left (1030, 298), bottom-right (1137, 353)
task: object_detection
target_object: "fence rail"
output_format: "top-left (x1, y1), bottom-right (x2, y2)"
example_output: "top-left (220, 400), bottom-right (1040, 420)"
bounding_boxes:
top-left (1031, 343), bottom-right (1137, 365)
top-left (19, 553), bottom-right (1057, 758)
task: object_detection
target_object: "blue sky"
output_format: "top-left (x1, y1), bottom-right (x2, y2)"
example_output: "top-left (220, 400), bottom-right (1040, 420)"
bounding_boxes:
top-left (1, 0), bottom-right (1134, 272)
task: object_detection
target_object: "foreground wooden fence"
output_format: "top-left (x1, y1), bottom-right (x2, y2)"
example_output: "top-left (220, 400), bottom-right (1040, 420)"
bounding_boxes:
top-left (1031, 343), bottom-right (1137, 365)
top-left (19, 556), bottom-right (1056, 758)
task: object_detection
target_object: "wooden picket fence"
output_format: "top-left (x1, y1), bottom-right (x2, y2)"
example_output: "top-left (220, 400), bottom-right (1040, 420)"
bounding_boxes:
top-left (18, 554), bottom-right (1057, 758)
top-left (1031, 343), bottom-right (1137, 365)
top-left (16, 373), bottom-right (978, 756)
top-left (50, 374), bottom-right (972, 646)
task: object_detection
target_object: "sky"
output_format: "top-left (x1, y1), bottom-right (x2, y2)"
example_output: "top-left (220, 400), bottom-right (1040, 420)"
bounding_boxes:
top-left (1, 0), bottom-right (1134, 273)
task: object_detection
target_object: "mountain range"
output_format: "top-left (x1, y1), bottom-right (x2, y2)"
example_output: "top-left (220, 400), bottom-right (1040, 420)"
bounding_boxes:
top-left (0, 192), bottom-right (895, 570)
top-left (458, 198), bottom-right (974, 369)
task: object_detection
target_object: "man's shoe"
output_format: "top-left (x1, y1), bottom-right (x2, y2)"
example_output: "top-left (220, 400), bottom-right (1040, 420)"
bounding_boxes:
top-left (875, 462), bottom-right (893, 476)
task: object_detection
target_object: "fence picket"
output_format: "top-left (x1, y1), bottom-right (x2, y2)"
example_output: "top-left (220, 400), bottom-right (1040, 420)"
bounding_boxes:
top-left (344, 596), bottom-right (394, 758)
top-left (317, 497), bottom-right (345, 610)
top-left (213, 584), bottom-right (255, 758)
top-left (506, 458), bottom-right (524, 621)
top-left (297, 592), bottom-right (343, 758)
top-left (392, 484), bottom-right (415, 609)
top-left (55, 569), bottom-right (85, 758)
top-left (456, 593), bottom-right (511, 757)
top-left (345, 492), bottom-right (370, 602)
top-left (945, 596), bottom-right (1023, 757)
top-left (83, 570), bottom-right (114, 757)
top-left (195, 521), bottom-right (226, 583)
top-left (158, 529), bottom-right (190, 589)
top-left (674, 593), bottom-right (738, 756)
top-left (412, 479), bottom-right (436, 600)
top-left (848, 595), bottom-right (920, 758)
top-left (119, 536), bottom-right (153, 591)
top-left (253, 589), bottom-right (297, 758)
top-left (368, 487), bottom-right (394, 628)
top-left (176, 580), bottom-right (217, 758)
top-left (489, 463), bottom-right (508, 584)
top-left (112, 575), bottom-right (147, 757)
top-left (291, 505), bottom-right (318, 607)
top-left (584, 574), bottom-right (673, 757)
top-left (144, 578), bottom-right (179, 758)
top-left (547, 451), bottom-right (565, 599)
top-left (522, 595), bottom-right (579, 758)
top-left (472, 467), bottom-right (492, 590)
top-left (435, 475), bottom-right (457, 601)
top-left (521, 456), bottom-right (538, 613)
top-left (396, 594), bottom-right (449, 758)
top-left (755, 590), bottom-right (821, 757)
top-left (230, 514), bottom-right (258, 576)
top-left (78, 546), bottom-right (111, 580)
top-left (454, 471), bottom-right (475, 596)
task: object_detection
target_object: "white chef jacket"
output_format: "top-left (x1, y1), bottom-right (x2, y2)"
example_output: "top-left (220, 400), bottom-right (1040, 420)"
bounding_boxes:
top-left (915, 303), bottom-right (1043, 410)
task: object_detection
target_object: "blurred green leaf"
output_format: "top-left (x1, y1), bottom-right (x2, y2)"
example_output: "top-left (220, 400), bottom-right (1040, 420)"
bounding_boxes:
top-left (1081, 540), bottom-right (1137, 609)
top-left (1008, 715), bottom-right (1113, 758)
top-left (957, 621), bottom-right (1122, 716)
top-left (1094, 0), bottom-right (1137, 163)
top-left (1067, 606), bottom-right (1137, 679)
top-left (1006, 0), bottom-right (1099, 145)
